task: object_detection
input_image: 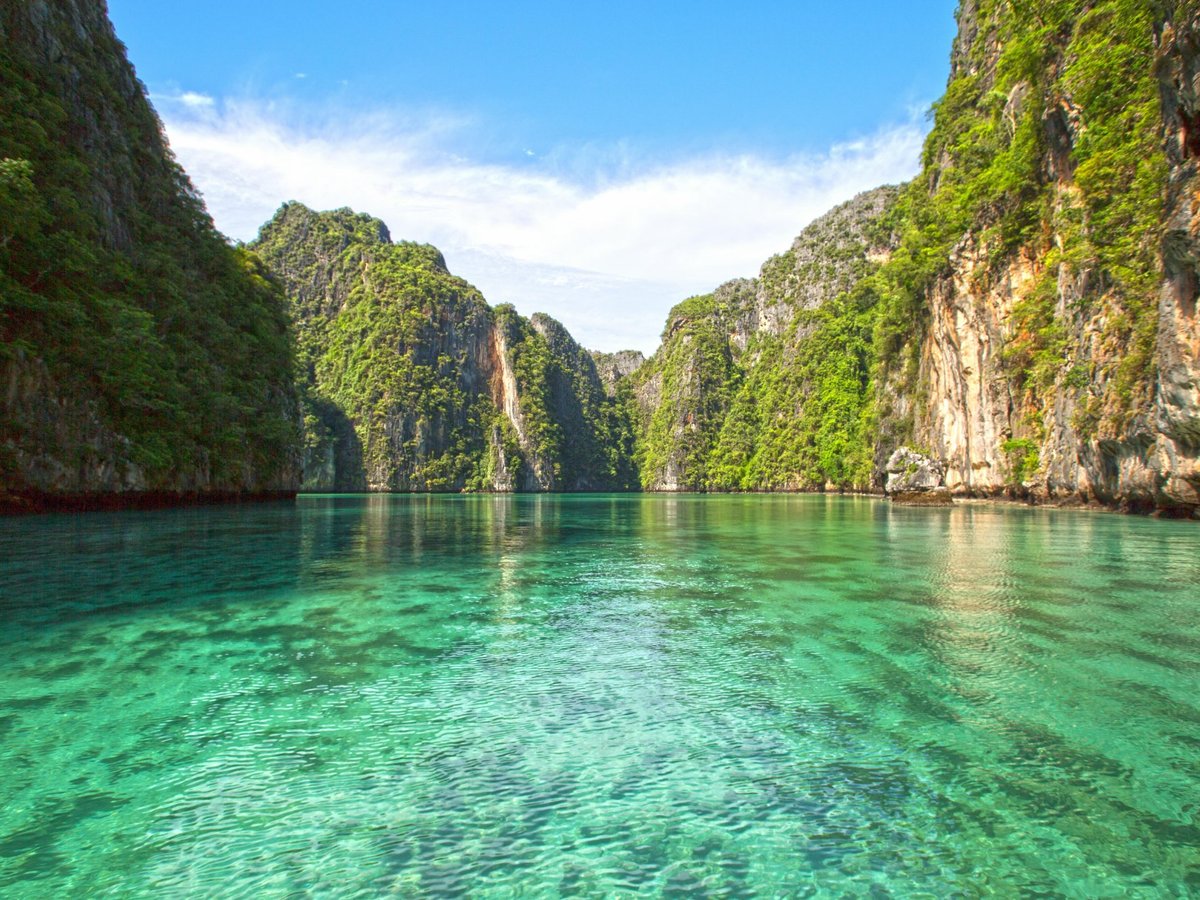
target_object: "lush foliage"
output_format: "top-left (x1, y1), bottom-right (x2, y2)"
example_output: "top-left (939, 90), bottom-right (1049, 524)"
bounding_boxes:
top-left (5, 1), bottom-right (1171, 500)
top-left (253, 205), bottom-right (637, 491)
top-left (629, 2), bottom-right (1169, 494)
top-left (253, 205), bottom-right (496, 490)
top-left (630, 190), bottom-right (895, 492)
top-left (500, 309), bottom-right (638, 490)
top-left (1001, 437), bottom-right (1041, 485)
top-left (0, 9), bottom-right (297, 491)
top-left (706, 291), bottom-right (878, 490)
top-left (632, 294), bottom-right (734, 489)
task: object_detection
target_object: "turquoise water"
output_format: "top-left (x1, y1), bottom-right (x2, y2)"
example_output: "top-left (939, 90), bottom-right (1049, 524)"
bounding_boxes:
top-left (0, 495), bottom-right (1197, 896)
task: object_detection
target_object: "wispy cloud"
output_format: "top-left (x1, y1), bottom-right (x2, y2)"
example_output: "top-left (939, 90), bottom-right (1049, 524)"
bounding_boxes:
top-left (176, 91), bottom-right (215, 109)
top-left (153, 95), bottom-right (927, 353)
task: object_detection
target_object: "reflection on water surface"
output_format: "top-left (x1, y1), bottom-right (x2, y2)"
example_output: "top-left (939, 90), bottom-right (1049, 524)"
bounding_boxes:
top-left (1, 495), bottom-right (1197, 895)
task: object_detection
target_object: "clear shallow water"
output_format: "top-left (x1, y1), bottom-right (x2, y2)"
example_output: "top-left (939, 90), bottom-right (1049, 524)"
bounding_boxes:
top-left (0, 495), bottom-right (1197, 897)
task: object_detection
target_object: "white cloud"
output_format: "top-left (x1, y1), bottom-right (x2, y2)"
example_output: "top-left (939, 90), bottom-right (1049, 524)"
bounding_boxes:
top-left (154, 97), bottom-right (926, 354)
top-left (176, 91), bottom-right (215, 109)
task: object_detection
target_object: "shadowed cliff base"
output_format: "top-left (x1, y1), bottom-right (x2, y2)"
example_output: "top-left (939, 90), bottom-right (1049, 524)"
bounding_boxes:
top-left (0, 490), bottom-right (298, 516)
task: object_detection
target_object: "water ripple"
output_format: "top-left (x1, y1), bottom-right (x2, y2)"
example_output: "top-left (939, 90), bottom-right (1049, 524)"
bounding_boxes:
top-left (0, 496), bottom-right (1197, 895)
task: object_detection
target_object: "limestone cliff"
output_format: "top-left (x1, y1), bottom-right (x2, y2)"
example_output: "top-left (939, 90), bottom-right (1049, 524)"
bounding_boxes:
top-left (590, 350), bottom-right (646, 396)
top-left (1157, 6), bottom-right (1200, 506)
top-left (0, 0), bottom-right (299, 509)
top-left (874, 0), bottom-right (1200, 514)
top-left (251, 204), bottom-right (637, 492)
top-left (9, 0), bottom-right (1194, 515)
top-left (627, 2), bottom-right (1200, 515)
top-left (629, 187), bottom-right (900, 491)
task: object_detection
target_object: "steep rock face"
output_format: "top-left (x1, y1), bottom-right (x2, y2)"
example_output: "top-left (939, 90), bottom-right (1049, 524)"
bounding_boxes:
top-left (624, 2), bottom-right (1197, 516)
top-left (591, 350), bottom-right (646, 396)
top-left (1155, 6), bottom-right (1200, 509)
top-left (629, 187), bottom-right (900, 491)
top-left (874, 0), bottom-right (1200, 514)
top-left (752, 188), bottom-right (898, 338)
top-left (252, 204), bottom-right (637, 492)
top-left (526, 313), bottom-right (639, 490)
top-left (630, 291), bottom-right (735, 491)
top-left (0, 0), bottom-right (299, 508)
top-left (254, 204), bottom-right (493, 491)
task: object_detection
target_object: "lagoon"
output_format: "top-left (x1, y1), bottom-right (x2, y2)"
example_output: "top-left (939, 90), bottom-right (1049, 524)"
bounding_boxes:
top-left (1, 495), bottom-right (1197, 895)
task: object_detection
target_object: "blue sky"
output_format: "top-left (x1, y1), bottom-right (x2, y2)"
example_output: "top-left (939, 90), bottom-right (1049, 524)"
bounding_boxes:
top-left (107, 0), bottom-right (960, 353)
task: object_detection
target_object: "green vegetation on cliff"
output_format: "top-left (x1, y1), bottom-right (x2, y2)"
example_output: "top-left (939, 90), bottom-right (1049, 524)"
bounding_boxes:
top-left (252, 204), bottom-right (638, 492)
top-left (0, 3), bottom-right (297, 495)
top-left (632, 293), bottom-right (735, 490)
top-left (873, 0), bottom-right (1166, 433)
top-left (6, 0), bottom-right (1184, 510)
top-left (499, 309), bottom-right (639, 490)
top-left (629, 188), bottom-right (897, 492)
top-left (628, 1), bottom-right (1180, 503)
top-left (253, 204), bottom-right (497, 490)
top-left (706, 292), bottom-right (878, 490)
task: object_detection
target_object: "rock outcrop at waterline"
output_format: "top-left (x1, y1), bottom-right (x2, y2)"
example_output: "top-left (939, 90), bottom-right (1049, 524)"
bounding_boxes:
top-left (0, 0), bottom-right (299, 509)
top-left (250, 203), bottom-right (638, 492)
top-left (885, 448), bottom-right (952, 506)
